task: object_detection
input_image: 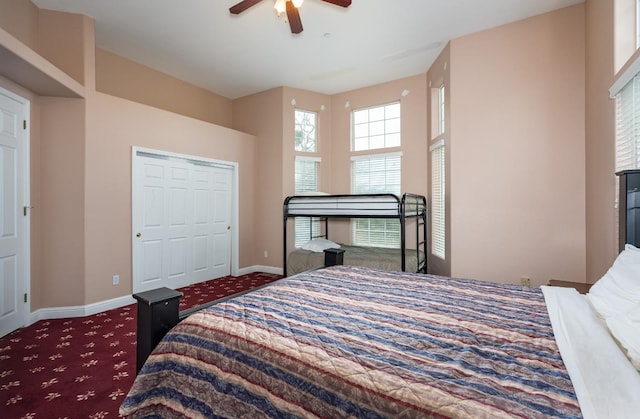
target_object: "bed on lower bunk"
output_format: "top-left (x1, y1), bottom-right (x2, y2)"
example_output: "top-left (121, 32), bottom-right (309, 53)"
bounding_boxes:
top-left (121, 255), bottom-right (640, 418)
top-left (283, 193), bottom-right (427, 276)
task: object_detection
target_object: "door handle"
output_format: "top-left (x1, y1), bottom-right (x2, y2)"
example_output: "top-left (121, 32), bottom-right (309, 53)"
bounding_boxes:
top-left (136, 233), bottom-right (142, 238)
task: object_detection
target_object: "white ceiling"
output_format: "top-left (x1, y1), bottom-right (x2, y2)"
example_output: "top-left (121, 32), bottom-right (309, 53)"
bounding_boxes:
top-left (31, 0), bottom-right (584, 99)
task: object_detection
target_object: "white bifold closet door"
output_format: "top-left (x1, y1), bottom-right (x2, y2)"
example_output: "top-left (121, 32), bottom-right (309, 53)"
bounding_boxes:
top-left (133, 152), bottom-right (232, 293)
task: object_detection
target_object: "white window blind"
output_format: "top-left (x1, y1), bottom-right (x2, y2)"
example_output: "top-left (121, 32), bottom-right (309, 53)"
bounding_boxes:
top-left (430, 140), bottom-right (446, 259)
top-left (295, 157), bottom-right (321, 247)
top-left (351, 153), bottom-right (401, 247)
top-left (615, 74), bottom-right (640, 171)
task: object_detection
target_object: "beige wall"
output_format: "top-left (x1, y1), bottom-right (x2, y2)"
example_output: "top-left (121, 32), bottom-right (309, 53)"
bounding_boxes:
top-left (232, 88), bottom-right (285, 267)
top-left (585, 0), bottom-right (617, 284)
top-left (448, 4), bottom-right (587, 286)
top-left (0, 0), bottom-right (627, 310)
top-left (84, 91), bottom-right (256, 304)
top-left (38, 9), bottom-right (86, 85)
top-left (0, 2), bottom-right (256, 309)
top-left (0, 0), bottom-right (39, 50)
top-left (95, 49), bottom-right (233, 128)
top-left (38, 97), bottom-right (86, 308)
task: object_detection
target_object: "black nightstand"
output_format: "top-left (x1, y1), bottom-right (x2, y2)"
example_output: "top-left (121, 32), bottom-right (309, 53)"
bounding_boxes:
top-left (132, 287), bottom-right (183, 373)
top-left (324, 248), bottom-right (345, 267)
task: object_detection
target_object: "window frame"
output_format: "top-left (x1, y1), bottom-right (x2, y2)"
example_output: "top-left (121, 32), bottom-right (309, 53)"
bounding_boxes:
top-left (293, 107), bottom-right (321, 247)
top-left (294, 109), bottom-right (318, 153)
top-left (351, 101), bottom-right (401, 152)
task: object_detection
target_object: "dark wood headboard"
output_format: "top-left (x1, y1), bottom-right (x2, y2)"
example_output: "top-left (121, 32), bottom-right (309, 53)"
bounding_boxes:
top-left (617, 170), bottom-right (640, 251)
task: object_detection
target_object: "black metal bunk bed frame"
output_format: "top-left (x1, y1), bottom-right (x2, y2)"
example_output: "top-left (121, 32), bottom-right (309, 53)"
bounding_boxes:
top-left (282, 193), bottom-right (428, 277)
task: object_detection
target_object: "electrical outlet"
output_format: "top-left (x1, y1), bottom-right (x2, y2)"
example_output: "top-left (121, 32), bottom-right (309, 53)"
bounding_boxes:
top-left (264, 250), bottom-right (268, 258)
top-left (520, 276), bottom-right (531, 287)
top-left (112, 275), bottom-right (120, 286)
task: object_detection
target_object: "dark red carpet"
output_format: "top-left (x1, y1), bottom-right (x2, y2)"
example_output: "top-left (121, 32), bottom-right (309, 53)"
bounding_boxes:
top-left (0, 272), bottom-right (281, 418)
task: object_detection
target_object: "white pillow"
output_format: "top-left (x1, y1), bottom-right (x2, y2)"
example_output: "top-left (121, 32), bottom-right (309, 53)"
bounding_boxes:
top-left (606, 305), bottom-right (640, 371)
top-left (587, 244), bottom-right (640, 320)
top-left (300, 238), bottom-right (340, 252)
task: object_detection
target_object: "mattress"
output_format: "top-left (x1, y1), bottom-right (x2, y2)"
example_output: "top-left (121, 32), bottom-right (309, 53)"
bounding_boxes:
top-left (286, 244), bottom-right (424, 276)
top-left (284, 194), bottom-right (403, 217)
top-left (121, 265), bottom-right (585, 418)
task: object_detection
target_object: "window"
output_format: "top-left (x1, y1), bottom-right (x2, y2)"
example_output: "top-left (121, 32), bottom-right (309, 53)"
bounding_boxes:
top-left (615, 74), bottom-right (640, 172)
top-left (430, 141), bottom-right (446, 259)
top-left (430, 84), bottom-right (446, 259)
top-left (295, 110), bottom-right (317, 152)
top-left (352, 102), bottom-right (401, 151)
top-left (294, 112), bottom-right (320, 246)
top-left (351, 153), bottom-right (401, 247)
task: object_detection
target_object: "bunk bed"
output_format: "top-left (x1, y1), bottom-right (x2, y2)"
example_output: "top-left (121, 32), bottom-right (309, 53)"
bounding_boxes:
top-left (282, 193), bottom-right (427, 276)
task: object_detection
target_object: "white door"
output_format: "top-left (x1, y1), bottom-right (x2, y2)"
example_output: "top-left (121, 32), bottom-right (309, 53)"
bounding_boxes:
top-left (0, 88), bottom-right (29, 337)
top-left (133, 151), bottom-right (233, 293)
top-left (192, 165), bottom-right (232, 282)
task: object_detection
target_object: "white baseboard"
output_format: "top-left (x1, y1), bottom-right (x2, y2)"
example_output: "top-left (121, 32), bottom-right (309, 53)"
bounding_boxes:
top-left (27, 267), bottom-right (282, 324)
top-left (29, 294), bottom-right (136, 326)
top-left (236, 265), bottom-right (283, 276)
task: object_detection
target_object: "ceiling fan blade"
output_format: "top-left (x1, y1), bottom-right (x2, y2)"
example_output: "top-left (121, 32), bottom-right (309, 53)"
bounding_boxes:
top-left (286, 1), bottom-right (303, 34)
top-left (229, 0), bottom-right (263, 14)
top-left (321, 0), bottom-right (351, 7)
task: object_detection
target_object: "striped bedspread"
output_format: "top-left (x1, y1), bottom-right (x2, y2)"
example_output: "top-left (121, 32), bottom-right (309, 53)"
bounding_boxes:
top-left (120, 265), bottom-right (582, 418)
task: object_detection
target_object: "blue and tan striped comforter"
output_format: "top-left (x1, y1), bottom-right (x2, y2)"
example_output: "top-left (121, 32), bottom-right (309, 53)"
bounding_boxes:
top-left (120, 265), bottom-right (582, 418)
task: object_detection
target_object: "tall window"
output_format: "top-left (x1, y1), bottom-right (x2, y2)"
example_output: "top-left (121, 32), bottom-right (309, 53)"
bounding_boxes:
top-left (294, 109), bottom-right (320, 247)
top-left (351, 101), bottom-right (402, 248)
top-left (430, 85), bottom-right (446, 259)
top-left (430, 141), bottom-right (446, 259)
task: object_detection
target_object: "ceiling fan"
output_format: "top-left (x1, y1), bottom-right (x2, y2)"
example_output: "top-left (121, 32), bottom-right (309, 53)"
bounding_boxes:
top-left (229, 0), bottom-right (352, 34)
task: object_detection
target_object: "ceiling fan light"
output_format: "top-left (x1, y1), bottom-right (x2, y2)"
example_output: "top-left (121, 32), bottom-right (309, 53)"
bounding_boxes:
top-left (292, 0), bottom-right (304, 8)
top-left (274, 0), bottom-right (286, 15)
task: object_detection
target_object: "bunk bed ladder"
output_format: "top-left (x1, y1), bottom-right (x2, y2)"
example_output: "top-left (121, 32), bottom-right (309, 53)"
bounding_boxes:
top-left (417, 207), bottom-right (427, 273)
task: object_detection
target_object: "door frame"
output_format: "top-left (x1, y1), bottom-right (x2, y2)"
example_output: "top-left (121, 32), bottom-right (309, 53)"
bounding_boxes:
top-left (131, 146), bottom-right (240, 291)
top-left (0, 86), bottom-right (31, 334)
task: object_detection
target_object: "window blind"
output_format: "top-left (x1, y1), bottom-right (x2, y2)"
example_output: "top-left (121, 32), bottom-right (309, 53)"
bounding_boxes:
top-left (351, 153), bottom-right (401, 247)
top-left (616, 74), bottom-right (640, 171)
top-left (294, 157), bottom-right (320, 246)
top-left (430, 140), bottom-right (446, 259)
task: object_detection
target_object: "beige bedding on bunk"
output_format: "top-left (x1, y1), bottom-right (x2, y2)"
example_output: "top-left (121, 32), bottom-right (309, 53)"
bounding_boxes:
top-left (287, 244), bottom-right (424, 276)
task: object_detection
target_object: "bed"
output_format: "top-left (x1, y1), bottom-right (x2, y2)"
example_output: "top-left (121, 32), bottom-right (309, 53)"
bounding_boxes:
top-left (121, 260), bottom-right (640, 418)
top-left (121, 175), bottom-right (640, 418)
top-left (283, 193), bottom-right (427, 276)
